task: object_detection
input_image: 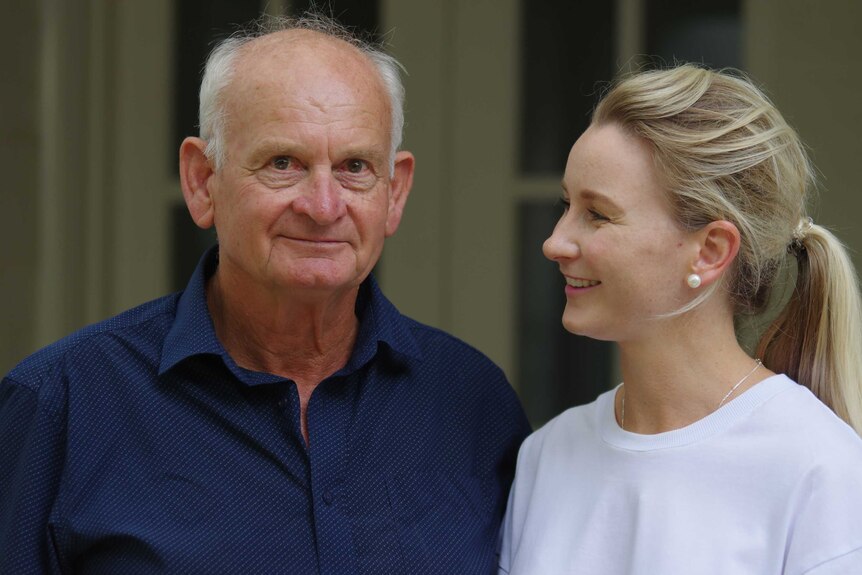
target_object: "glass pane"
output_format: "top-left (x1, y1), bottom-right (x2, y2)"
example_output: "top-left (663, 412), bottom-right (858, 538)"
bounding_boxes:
top-left (290, 0), bottom-right (380, 42)
top-left (520, 0), bottom-right (617, 175)
top-left (173, 0), bottom-right (262, 163)
top-left (645, 0), bottom-right (742, 69)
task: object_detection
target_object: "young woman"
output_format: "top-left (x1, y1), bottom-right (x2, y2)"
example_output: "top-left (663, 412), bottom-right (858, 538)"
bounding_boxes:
top-left (499, 65), bottom-right (862, 574)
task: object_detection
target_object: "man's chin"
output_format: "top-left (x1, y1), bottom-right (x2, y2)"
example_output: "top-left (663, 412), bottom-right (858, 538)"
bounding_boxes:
top-left (274, 265), bottom-right (365, 293)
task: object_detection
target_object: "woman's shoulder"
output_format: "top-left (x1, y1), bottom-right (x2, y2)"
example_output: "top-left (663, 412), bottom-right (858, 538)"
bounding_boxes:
top-left (517, 388), bottom-right (615, 462)
top-left (752, 375), bottom-right (862, 468)
top-left (763, 375), bottom-right (860, 439)
top-left (763, 379), bottom-right (862, 572)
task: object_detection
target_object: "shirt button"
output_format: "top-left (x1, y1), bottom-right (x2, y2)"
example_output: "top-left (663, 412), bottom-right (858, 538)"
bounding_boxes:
top-left (323, 488), bottom-right (335, 505)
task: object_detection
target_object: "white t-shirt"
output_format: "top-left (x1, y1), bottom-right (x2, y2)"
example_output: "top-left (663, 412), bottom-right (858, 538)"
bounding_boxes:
top-left (499, 375), bottom-right (862, 574)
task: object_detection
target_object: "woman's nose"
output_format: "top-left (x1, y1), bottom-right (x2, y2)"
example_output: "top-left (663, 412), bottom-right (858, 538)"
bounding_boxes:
top-left (543, 223), bottom-right (580, 262)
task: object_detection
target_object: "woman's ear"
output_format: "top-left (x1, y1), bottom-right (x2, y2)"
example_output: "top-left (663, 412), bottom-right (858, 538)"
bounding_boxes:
top-left (179, 137), bottom-right (216, 229)
top-left (691, 220), bottom-right (741, 287)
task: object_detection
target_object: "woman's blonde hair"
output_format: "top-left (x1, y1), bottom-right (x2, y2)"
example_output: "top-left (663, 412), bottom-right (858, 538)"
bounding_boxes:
top-left (592, 64), bottom-right (862, 434)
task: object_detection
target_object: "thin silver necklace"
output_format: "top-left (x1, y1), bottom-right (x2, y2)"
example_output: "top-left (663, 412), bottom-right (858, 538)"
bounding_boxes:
top-left (620, 359), bottom-right (763, 431)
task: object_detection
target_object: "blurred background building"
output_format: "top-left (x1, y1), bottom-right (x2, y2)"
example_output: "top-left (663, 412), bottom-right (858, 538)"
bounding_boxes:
top-left (3, 0), bottom-right (860, 426)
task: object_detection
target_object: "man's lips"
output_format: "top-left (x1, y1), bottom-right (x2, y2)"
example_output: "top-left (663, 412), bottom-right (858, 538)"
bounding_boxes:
top-left (281, 236), bottom-right (347, 244)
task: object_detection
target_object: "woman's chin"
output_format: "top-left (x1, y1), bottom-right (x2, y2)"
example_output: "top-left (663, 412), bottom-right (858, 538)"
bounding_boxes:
top-left (561, 318), bottom-right (616, 342)
top-left (561, 318), bottom-right (590, 337)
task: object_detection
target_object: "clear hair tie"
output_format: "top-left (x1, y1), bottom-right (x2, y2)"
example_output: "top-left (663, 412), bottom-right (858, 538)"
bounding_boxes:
top-left (788, 216), bottom-right (813, 256)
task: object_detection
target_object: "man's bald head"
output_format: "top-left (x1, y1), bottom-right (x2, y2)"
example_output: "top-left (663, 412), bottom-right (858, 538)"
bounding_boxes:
top-left (198, 15), bottom-right (405, 174)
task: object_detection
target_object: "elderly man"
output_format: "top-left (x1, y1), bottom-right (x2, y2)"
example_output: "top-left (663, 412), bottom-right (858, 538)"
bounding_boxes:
top-left (0, 15), bottom-right (530, 575)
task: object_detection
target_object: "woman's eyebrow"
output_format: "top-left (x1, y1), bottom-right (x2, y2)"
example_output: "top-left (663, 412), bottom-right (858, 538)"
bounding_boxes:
top-left (577, 188), bottom-right (622, 212)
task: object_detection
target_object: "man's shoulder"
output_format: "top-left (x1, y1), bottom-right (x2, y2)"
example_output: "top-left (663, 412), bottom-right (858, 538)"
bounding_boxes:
top-left (400, 315), bottom-right (502, 373)
top-left (394, 314), bottom-right (531, 449)
top-left (364, 278), bottom-right (503, 377)
top-left (6, 292), bottom-right (181, 391)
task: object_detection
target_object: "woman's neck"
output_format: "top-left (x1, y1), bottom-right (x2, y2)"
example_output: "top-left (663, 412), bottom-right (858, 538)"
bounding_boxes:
top-left (615, 307), bottom-right (771, 434)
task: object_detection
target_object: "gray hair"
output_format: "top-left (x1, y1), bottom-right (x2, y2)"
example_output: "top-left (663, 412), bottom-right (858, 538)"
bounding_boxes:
top-left (198, 14), bottom-right (406, 175)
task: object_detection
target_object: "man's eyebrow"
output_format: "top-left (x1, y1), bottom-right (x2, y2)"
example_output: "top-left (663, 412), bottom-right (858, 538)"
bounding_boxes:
top-left (247, 140), bottom-right (387, 165)
top-left (340, 147), bottom-right (386, 163)
top-left (247, 139), bottom-right (303, 161)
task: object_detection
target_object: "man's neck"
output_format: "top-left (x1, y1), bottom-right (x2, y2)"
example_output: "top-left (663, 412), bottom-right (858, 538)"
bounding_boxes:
top-left (206, 269), bottom-right (361, 384)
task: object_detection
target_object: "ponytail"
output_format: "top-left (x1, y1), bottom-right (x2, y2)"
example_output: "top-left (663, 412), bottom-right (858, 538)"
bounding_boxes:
top-left (756, 222), bottom-right (862, 434)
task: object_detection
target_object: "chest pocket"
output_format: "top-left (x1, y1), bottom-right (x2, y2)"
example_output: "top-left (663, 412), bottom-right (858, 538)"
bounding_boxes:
top-left (387, 469), bottom-right (489, 525)
top-left (383, 469), bottom-right (495, 573)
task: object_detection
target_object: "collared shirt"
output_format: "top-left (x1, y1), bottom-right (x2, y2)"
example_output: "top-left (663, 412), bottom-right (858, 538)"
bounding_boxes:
top-left (0, 247), bottom-right (531, 574)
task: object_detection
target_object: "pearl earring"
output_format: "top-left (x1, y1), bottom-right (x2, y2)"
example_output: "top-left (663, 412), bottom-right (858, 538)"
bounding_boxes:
top-left (686, 273), bottom-right (702, 289)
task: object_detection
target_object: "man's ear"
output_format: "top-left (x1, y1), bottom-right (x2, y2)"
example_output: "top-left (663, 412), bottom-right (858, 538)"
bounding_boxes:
top-left (384, 150), bottom-right (415, 237)
top-left (691, 220), bottom-right (741, 286)
top-left (179, 137), bottom-right (216, 229)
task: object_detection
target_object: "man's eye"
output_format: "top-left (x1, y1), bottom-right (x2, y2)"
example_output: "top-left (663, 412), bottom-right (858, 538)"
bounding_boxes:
top-left (272, 156), bottom-right (294, 170)
top-left (345, 159), bottom-right (367, 174)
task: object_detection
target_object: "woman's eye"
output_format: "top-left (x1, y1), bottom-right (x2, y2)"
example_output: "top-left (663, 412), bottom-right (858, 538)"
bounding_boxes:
top-left (587, 208), bottom-right (609, 222)
top-left (272, 156), bottom-right (294, 170)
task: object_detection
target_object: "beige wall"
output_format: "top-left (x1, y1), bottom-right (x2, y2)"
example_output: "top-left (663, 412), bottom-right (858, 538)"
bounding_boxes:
top-left (746, 0), bottom-right (862, 272)
top-left (1, 0), bottom-right (174, 374)
top-left (1, 0), bottom-right (40, 376)
top-left (382, 0), bottom-right (520, 375)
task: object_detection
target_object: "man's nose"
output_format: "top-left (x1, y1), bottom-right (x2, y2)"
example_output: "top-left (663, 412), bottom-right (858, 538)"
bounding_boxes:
top-left (291, 170), bottom-right (346, 225)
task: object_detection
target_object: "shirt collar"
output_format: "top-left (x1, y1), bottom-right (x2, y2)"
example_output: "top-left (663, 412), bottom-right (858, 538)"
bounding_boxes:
top-left (159, 245), bottom-right (422, 381)
top-left (344, 270), bottom-right (424, 373)
top-left (158, 246), bottom-right (226, 377)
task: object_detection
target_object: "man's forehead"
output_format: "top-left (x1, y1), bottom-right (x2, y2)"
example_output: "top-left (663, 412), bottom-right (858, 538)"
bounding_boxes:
top-left (226, 30), bottom-right (384, 105)
top-left (240, 29), bottom-right (366, 69)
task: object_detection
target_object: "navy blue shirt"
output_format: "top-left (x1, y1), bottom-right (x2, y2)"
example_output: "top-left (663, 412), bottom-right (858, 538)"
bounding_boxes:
top-left (0, 247), bottom-right (530, 574)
